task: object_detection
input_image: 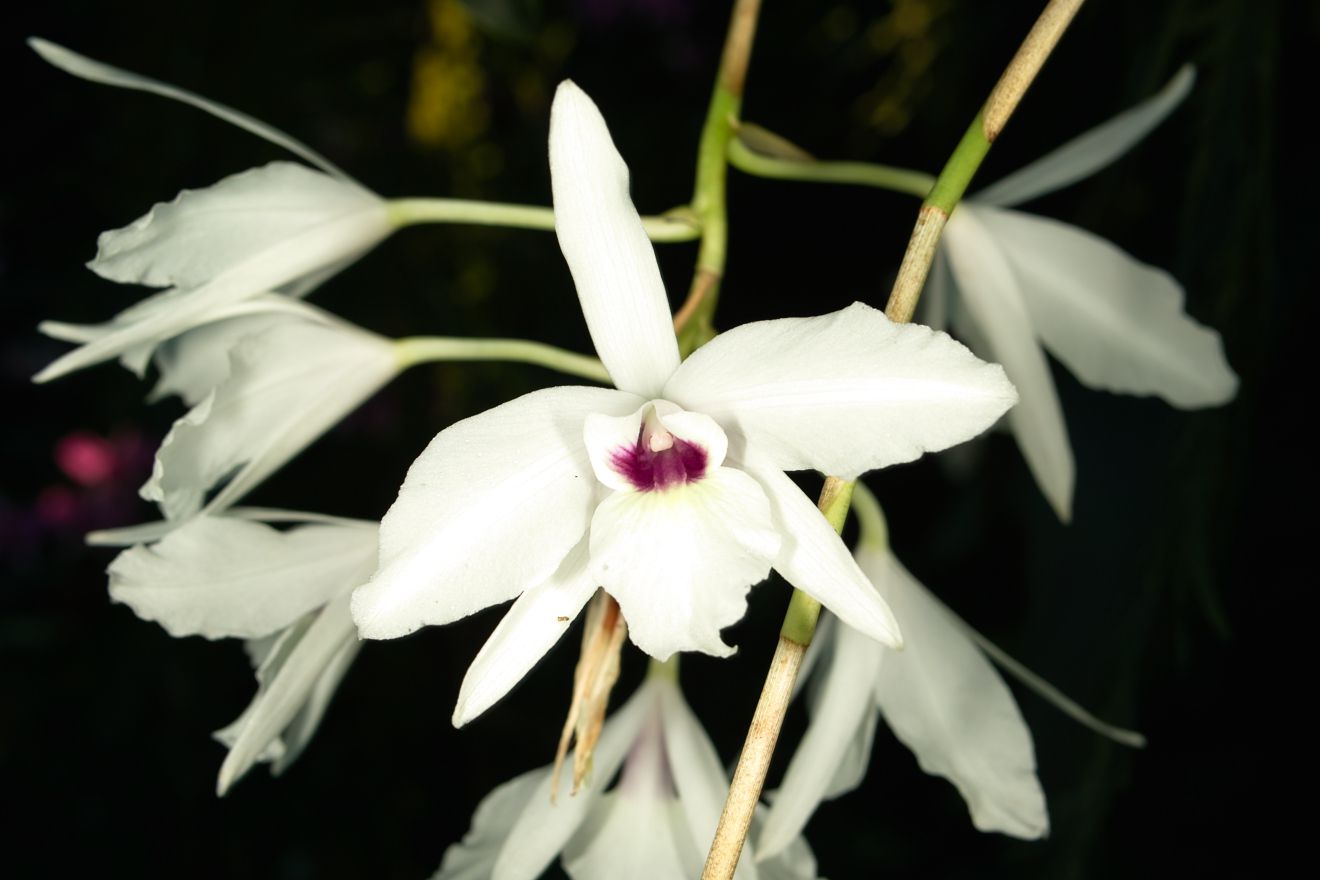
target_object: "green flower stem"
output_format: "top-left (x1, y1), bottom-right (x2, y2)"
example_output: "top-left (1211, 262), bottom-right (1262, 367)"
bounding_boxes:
top-left (674, 0), bottom-right (762, 358)
top-left (727, 132), bottom-right (935, 198)
top-left (647, 655), bottom-right (680, 682)
top-left (887, 0), bottom-right (1085, 323)
top-left (393, 336), bottom-right (610, 384)
top-left (706, 4), bottom-right (1087, 877)
top-left (387, 198), bottom-right (701, 243)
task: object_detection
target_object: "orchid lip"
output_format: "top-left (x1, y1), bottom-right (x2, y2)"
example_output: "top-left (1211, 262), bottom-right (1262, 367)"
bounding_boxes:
top-left (610, 426), bottom-right (708, 492)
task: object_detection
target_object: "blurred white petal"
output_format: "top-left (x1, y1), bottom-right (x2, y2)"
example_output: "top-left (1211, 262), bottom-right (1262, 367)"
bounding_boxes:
top-left (140, 319), bottom-right (398, 520)
top-left (945, 207), bottom-right (1074, 520)
top-left (108, 516), bottom-right (377, 639)
top-left (976, 66), bottom-right (1195, 208)
top-left (984, 206), bottom-right (1238, 407)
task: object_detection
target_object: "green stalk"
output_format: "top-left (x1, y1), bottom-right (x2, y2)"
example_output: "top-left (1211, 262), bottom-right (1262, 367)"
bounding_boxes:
top-left (393, 336), bottom-right (610, 384)
top-left (726, 132), bottom-right (935, 198)
top-left (388, 198), bottom-right (701, 243)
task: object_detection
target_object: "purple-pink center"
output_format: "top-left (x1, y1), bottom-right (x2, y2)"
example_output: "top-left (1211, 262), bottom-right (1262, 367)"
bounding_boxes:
top-left (610, 427), bottom-right (708, 492)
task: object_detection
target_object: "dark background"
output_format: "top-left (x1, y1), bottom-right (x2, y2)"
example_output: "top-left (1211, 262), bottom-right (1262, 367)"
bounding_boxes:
top-left (1, 0), bottom-right (1302, 877)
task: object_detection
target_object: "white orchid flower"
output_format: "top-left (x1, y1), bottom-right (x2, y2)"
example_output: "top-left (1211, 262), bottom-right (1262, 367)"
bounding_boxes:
top-left (104, 509), bottom-right (379, 794)
top-left (28, 39), bottom-right (393, 383)
top-left (435, 672), bottom-right (823, 880)
top-left (927, 66), bottom-right (1239, 519)
top-left (139, 307), bottom-right (400, 522)
top-left (351, 81), bottom-right (1018, 718)
top-left (758, 486), bottom-right (1146, 859)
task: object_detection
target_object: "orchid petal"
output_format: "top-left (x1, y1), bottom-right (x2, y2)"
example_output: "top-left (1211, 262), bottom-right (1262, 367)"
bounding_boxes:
top-left (353, 386), bottom-right (642, 640)
top-left (863, 547), bottom-right (1048, 838)
top-left (453, 539), bottom-right (598, 727)
top-left (920, 244), bottom-right (952, 333)
top-left (216, 593), bottom-right (358, 795)
top-left (28, 38), bottom-right (349, 179)
top-left (33, 207), bottom-right (392, 383)
top-left (975, 66), bottom-right (1195, 208)
top-left (433, 768), bottom-right (549, 880)
top-left (107, 517), bottom-right (377, 639)
top-left (746, 463), bottom-right (901, 648)
top-left (561, 791), bottom-right (702, 880)
top-left (944, 207), bottom-right (1074, 520)
top-left (758, 613), bottom-right (883, 860)
top-left (665, 303), bottom-right (1018, 478)
top-left (140, 320), bottom-right (398, 520)
top-left (983, 206), bottom-right (1238, 407)
top-left (589, 468), bottom-right (780, 659)
top-left (272, 633), bottom-right (361, 774)
top-left (90, 162), bottom-right (384, 289)
top-left (492, 685), bottom-right (653, 880)
top-left (147, 297), bottom-right (331, 405)
top-left (656, 678), bottom-right (759, 879)
top-left (549, 81), bottom-right (679, 398)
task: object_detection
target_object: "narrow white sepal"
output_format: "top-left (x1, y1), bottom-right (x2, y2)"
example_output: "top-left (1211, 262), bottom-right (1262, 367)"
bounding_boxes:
top-left (745, 462), bottom-right (902, 648)
top-left (549, 81), bottom-right (680, 399)
top-left (28, 38), bottom-right (350, 179)
top-left (944, 207), bottom-right (1074, 520)
top-left (452, 540), bottom-right (598, 727)
top-left (863, 547), bottom-right (1049, 839)
top-left (975, 66), bottom-right (1196, 208)
top-left (757, 611), bottom-right (883, 861)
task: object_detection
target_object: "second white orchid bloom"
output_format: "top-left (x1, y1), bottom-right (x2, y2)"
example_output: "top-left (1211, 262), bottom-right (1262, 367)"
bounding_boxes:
top-left (29, 40), bottom-right (394, 383)
top-left (105, 509), bottom-right (379, 793)
top-left (139, 306), bottom-right (400, 521)
top-left (352, 82), bottom-right (1018, 725)
top-left (928, 67), bottom-right (1239, 519)
top-left (435, 673), bottom-right (822, 880)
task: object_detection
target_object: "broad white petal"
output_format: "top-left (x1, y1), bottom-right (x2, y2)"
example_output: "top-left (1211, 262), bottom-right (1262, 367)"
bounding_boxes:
top-left (433, 768), bottom-right (550, 880)
top-left (140, 319), bottom-right (398, 520)
top-left (453, 540), bottom-right (599, 727)
top-left (758, 614), bottom-right (883, 860)
top-left (746, 463), bottom-right (901, 648)
top-left (33, 208), bottom-right (391, 383)
top-left (353, 386), bottom-right (642, 640)
top-left (945, 208), bottom-right (1074, 520)
top-left (656, 678), bottom-right (759, 879)
top-left (561, 791), bottom-right (701, 880)
top-left (492, 684), bottom-right (654, 880)
top-left (589, 468), bottom-right (780, 659)
top-left (665, 302), bottom-right (1018, 478)
top-left (29, 38), bottom-right (349, 179)
top-left (549, 81), bottom-right (680, 398)
top-left (216, 593), bottom-right (359, 794)
top-left (90, 162), bottom-right (385, 289)
top-left (863, 547), bottom-right (1048, 838)
top-left (975, 66), bottom-right (1195, 208)
top-left (108, 517), bottom-right (378, 639)
top-left (984, 207), bottom-right (1237, 407)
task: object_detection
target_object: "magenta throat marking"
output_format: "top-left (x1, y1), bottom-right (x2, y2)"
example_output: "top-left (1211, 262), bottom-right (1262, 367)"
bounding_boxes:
top-left (610, 430), bottom-right (708, 492)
